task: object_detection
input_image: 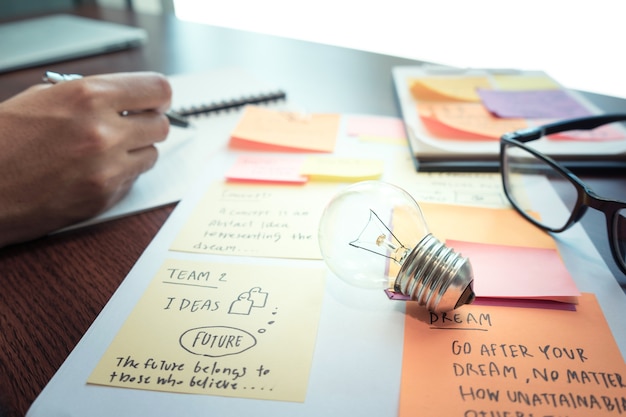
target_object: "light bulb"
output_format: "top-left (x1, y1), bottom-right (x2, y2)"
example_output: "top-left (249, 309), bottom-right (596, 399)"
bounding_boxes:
top-left (318, 180), bottom-right (475, 312)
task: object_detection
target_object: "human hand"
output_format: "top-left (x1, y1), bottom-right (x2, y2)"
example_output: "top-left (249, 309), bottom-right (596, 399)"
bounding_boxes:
top-left (0, 71), bottom-right (172, 247)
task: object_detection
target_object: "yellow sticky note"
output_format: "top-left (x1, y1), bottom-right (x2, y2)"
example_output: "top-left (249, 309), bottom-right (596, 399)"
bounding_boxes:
top-left (170, 181), bottom-right (338, 259)
top-left (300, 156), bottom-right (384, 181)
top-left (88, 259), bottom-right (326, 402)
top-left (410, 76), bottom-right (492, 102)
top-left (493, 74), bottom-right (561, 91)
top-left (229, 106), bottom-right (340, 153)
top-left (400, 293), bottom-right (626, 417)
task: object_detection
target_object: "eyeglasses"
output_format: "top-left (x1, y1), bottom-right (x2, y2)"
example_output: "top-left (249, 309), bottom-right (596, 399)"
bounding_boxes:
top-left (499, 113), bottom-right (626, 274)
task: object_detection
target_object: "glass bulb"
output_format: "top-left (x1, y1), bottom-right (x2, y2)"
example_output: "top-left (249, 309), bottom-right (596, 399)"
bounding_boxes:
top-left (318, 181), bottom-right (475, 312)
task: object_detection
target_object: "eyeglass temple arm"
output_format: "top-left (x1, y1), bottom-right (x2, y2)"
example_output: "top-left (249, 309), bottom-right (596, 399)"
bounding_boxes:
top-left (504, 113), bottom-right (626, 143)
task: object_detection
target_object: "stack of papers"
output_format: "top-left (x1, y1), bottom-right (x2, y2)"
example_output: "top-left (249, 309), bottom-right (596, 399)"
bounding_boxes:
top-left (393, 66), bottom-right (626, 171)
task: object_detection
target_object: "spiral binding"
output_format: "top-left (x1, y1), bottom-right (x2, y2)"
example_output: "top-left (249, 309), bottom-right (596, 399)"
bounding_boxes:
top-left (175, 90), bottom-right (287, 118)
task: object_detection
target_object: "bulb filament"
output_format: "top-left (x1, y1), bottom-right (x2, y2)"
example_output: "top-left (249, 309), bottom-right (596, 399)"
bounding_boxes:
top-left (350, 209), bottom-right (410, 264)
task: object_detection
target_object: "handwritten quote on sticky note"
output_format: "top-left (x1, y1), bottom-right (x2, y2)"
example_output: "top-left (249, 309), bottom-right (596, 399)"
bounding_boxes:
top-left (170, 182), bottom-right (337, 259)
top-left (88, 259), bottom-right (326, 401)
top-left (399, 293), bottom-right (626, 417)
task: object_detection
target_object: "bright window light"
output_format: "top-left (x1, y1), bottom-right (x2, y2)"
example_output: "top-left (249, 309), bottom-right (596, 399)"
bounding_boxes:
top-left (174, 0), bottom-right (625, 99)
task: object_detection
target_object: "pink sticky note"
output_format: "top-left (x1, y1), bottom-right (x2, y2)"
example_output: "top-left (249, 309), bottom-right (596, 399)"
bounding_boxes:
top-left (549, 123), bottom-right (626, 141)
top-left (225, 155), bottom-right (308, 184)
top-left (447, 240), bottom-right (580, 303)
top-left (477, 89), bottom-right (591, 119)
top-left (346, 115), bottom-right (407, 139)
top-left (472, 297), bottom-right (576, 311)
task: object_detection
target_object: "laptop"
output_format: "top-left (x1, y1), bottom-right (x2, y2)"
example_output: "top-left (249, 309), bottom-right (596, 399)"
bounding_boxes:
top-left (0, 14), bottom-right (147, 73)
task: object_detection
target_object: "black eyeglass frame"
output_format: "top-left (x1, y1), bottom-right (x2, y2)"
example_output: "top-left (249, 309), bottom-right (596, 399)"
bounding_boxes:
top-left (499, 113), bottom-right (626, 275)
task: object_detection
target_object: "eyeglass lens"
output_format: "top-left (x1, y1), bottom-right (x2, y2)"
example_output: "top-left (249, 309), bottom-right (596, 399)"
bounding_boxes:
top-left (502, 142), bottom-right (580, 231)
top-left (504, 139), bottom-right (626, 272)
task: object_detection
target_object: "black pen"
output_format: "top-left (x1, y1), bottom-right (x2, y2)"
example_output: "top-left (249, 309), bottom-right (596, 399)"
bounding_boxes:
top-left (43, 71), bottom-right (190, 128)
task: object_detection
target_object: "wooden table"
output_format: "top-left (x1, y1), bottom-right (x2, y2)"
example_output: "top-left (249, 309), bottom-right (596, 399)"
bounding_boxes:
top-left (1, 6), bottom-right (625, 417)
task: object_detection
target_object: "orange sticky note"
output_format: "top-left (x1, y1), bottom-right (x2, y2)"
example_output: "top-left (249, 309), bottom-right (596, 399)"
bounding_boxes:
top-left (448, 240), bottom-right (580, 303)
top-left (229, 106), bottom-right (340, 152)
top-left (225, 155), bottom-right (308, 184)
top-left (400, 293), bottom-right (626, 417)
top-left (418, 110), bottom-right (493, 140)
top-left (418, 102), bottom-right (528, 140)
top-left (409, 76), bottom-right (491, 102)
top-left (420, 203), bottom-right (556, 250)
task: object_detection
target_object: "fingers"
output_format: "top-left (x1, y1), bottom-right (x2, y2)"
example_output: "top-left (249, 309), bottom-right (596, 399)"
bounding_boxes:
top-left (93, 118), bottom-right (162, 192)
top-left (119, 110), bottom-right (171, 151)
top-left (126, 143), bottom-right (160, 178)
top-left (80, 144), bottom-right (159, 214)
top-left (48, 73), bottom-right (169, 208)
top-left (109, 146), bottom-right (158, 207)
top-left (81, 72), bottom-right (173, 151)
top-left (0, 72), bottom-right (173, 245)
top-left (89, 72), bottom-right (173, 114)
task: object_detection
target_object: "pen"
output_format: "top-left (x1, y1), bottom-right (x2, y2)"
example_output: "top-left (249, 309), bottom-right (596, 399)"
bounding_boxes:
top-left (43, 71), bottom-right (190, 128)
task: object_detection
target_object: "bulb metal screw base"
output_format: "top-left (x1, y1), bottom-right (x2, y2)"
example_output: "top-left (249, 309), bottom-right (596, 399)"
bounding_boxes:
top-left (394, 234), bottom-right (474, 312)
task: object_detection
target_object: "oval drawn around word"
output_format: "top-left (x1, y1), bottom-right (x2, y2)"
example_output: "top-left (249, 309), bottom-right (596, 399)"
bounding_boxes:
top-left (179, 326), bottom-right (257, 357)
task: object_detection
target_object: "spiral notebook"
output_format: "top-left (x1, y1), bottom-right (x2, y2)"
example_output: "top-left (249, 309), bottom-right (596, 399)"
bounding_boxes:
top-left (169, 69), bottom-right (286, 118)
top-left (63, 68), bottom-right (287, 231)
